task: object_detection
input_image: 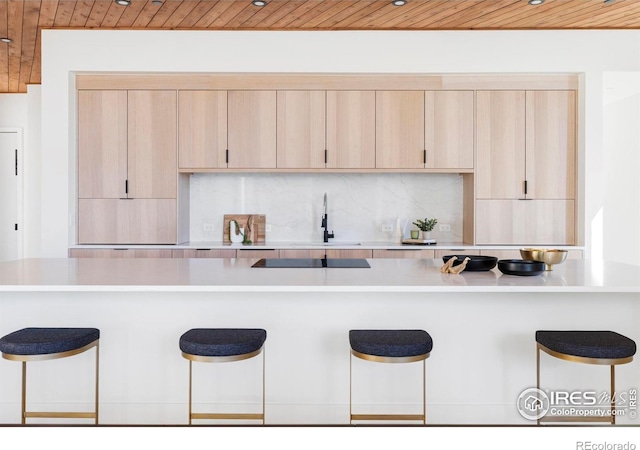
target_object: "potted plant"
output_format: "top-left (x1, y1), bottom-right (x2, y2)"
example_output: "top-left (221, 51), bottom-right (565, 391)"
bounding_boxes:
top-left (413, 218), bottom-right (438, 240)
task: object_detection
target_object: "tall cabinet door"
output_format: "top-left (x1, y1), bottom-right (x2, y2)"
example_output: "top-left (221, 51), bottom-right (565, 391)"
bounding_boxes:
top-left (375, 90), bottom-right (425, 169)
top-left (127, 90), bottom-right (177, 199)
top-left (78, 90), bottom-right (128, 199)
top-left (526, 90), bottom-right (576, 199)
top-left (425, 91), bottom-right (474, 169)
top-left (277, 90), bottom-right (326, 169)
top-left (476, 91), bottom-right (526, 199)
top-left (178, 90), bottom-right (227, 169)
top-left (326, 91), bottom-right (376, 169)
top-left (228, 90), bottom-right (277, 169)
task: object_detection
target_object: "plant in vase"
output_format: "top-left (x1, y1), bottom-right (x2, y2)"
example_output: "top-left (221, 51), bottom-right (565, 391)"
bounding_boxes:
top-left (412, 218), bottom-right (437, 240)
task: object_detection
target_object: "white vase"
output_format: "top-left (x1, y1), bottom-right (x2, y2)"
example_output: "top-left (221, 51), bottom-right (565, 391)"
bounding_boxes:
top-left (422, 231), bottom-right (431, 240)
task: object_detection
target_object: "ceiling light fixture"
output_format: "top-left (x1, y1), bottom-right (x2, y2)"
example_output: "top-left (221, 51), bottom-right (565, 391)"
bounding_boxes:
top-left (528, 0), bottom-right (544, 5)
top-left (252, 0), bottom-right (267, 6)
top-left (392, 0), bottom-right (407, 6)
top-left (115, 0), bottom-right (131, 6)
top-left (152, 0), bottom-right (163, 4)
top-left (0, 37), bottom-right (12, 43)
top-left (604, 0), bottom-right (616, 4)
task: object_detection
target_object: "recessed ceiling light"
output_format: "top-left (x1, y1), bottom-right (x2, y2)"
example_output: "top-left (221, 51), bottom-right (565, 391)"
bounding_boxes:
top-left (604, 0), bottom-right (616, 4)
top-left (115, 0), bottom-right (131, 6)
top-left (252, 0), bottom-right (267, 6)
top-left (392, 0), bottom-right (407, 6)
top-left (528, 0), bottom-right (544, 5)
top-left (0, 37), bottom-right (12, 43)
top-left (152, 0), bottom-right (163, 4)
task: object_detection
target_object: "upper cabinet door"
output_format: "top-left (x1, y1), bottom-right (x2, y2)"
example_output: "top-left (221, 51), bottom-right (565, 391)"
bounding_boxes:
top-left (425, 91), bottom-right (474, 169)
top-left (78, 90), bottom-right (128, 199)
top-left (277, 91), bottom-right (326, 169)
top-left (526, 90), bottom-right (576, 199)
top-left (476, 91), bottom-right (526, 199)
top-left (228, 90), bottom-right (277, 169)
top-left (326, 91), bottom-right (376, 169)
top-left (375, 91), bottom-right (425, 169)
top-left (127, 90), bottom-right (177, 199)
top-left (178, 90), bottom-right (227, 169)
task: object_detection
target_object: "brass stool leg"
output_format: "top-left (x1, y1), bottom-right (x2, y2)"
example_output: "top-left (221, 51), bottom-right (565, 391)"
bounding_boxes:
top-left (188, 360), bottom-right (193, 425)
top-left (349, 350), bottom-right (352, 425)
top-left (262, 347), bottom-right (266, 425)
top-left (95, 343), bottom-right (100, 425)
top-left (611, 365), bottom-right (616, 425)
top-left (536, 344), bottom-right (541, 426)
top-left (21, 361), bottom-right (26, 425)
top-left (423, 359), bottom-right (426, 425)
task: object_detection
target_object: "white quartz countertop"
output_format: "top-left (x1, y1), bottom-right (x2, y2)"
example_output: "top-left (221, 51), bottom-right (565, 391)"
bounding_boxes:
top-left (0, 258), bottom-right (637, 293)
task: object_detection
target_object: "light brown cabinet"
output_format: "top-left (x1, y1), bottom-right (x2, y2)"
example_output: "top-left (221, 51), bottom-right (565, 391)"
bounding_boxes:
top-left (172, 249), bottom-right (236, 258)
top-left (326, 91), bottom-right (376, 169)
top-left (373, 249), bottom-right (435, 259)
top-left (279, 249), bottom-right (327, 259)
top-left (325, 249), bottom-right (373, 259)
top-left (227, 90), bottom-right (277, 169)
top-left (236, 249), bottom-right (280, 259)
top-left (376, 90), bottom-right (474, 170)
top-left (69, 248), bottom-right (173, 258)
top-left (77, 90), bottom-right (178, 244)
top-left (475, 90), bottom-right (576, 245)
top-left (178, 90), bottom-right (227, 169)
top-left (277, 91), bottom-right (326, 169)
top-left (78, 90), bottom-right (128, 199)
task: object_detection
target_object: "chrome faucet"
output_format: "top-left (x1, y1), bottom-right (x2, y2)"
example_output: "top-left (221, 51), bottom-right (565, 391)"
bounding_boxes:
top-left (321, 193), bottom-right (335, 243)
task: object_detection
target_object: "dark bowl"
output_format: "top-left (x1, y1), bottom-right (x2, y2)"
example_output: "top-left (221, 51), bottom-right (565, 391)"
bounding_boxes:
top-left (497, 259), bottom-right (545, 276)
top-left (442, 255), bottom-right (498, 272)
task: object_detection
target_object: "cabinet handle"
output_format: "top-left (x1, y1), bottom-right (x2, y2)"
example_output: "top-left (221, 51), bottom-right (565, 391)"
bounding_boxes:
top-left (524, 180), bottom-right (528, 195)
top-left (324, 149), bottom-right (328, 165)
top-left (423, 149), bottom-right (427, 165)
top-left (125, 179), bottom-right (128, 194)
top-left (226, 149), bottom-right (229, 164)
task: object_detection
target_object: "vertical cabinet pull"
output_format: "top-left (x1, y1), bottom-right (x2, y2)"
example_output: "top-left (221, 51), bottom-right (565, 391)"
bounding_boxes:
top-left (524, 180), bottom-right (528, 195)
top-left (324, 149), bottom-right (328, 165)
top-left (125, 179), bottom-right (128, 194)
top-left (423, 149), bottom-right (427, 165)
top-left (226, 149), bottom-right (229, 165)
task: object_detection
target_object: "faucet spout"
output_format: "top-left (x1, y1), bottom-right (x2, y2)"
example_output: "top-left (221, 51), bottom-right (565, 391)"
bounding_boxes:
top-left (321, 193), bottom-right (335, 243)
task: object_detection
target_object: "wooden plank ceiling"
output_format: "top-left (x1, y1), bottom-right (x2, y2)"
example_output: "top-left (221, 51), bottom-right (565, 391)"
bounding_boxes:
top-left (1, 0), bottom-right (639, 93)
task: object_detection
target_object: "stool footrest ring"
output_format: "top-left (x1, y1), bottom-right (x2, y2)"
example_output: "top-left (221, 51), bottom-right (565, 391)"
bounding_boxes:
top-left (191, 413), bottom-right (264, 421)
top-left (24, 412), bottom-right (97, 419)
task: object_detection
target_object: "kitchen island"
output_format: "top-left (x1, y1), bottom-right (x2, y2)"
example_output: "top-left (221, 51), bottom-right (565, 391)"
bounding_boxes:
top-left (0, 258), bottom-right (638, 425)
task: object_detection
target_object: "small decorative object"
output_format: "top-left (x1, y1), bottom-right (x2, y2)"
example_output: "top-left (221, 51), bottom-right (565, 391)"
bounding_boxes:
top-left (230, 220), bottom-right (245, 244)
top-left (410, 230), bottom-right (420, 239)
top-left (440, 256), bottom-right (471, 274)
top-left (413, 218), bottom-right (437, 240)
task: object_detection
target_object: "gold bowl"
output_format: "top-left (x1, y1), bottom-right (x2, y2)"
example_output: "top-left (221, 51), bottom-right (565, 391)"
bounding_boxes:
top-left (519, 248), bottom-right (568, 271)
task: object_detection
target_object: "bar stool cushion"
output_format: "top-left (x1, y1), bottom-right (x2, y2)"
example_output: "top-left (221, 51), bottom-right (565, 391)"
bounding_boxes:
top-left (0, 328), bottom-right (100, 356)
top-left (180, 328), bottom-right (267, 357)
top-left (536, 331), bottom-right (636, 360)
top-left (349, 329), bottom-right (433, 358)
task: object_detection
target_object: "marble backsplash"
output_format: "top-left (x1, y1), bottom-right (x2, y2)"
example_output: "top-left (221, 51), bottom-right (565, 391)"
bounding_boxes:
top-left (189, 173), bottom-right (464, 243)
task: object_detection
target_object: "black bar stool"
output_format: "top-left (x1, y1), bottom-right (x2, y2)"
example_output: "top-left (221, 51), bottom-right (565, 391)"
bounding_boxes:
top-left (0, 327), bottom-right (100, 424)
top-left (536, 330), bottom-right (636, 425)
top-left (349, 329), bottom-right (433, 424)
top-left (179, 328), bottom-right (267, 424)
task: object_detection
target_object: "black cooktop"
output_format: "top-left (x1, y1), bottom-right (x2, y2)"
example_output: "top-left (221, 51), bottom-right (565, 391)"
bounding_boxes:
top-left (252, 258), bottom-right (371, 268)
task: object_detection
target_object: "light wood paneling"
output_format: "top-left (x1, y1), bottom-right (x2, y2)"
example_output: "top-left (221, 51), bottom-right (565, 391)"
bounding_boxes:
top-left (279, 249), bottom-right (327, 259)
top-left (276, 90), bottom-right (326, 169)
top-left (172, 249), bottom-right (237, 258)
top-left (462, 173), bottom-right (475, 245)
top-left (476, 90), bottom-right (526, 199)
top-left (178, 90), bottom-right (227, 169)
top-left (475, 200), bottom-right (575, 245)
top-left (235, 249), bottom-right (280, 259)
top-left (326, 90), bottom-right (375, 169)
top-left (69, 248), bottom-right (173, 258)
top-left (78, 199), bottom-right (177, 244)
top-left (325, 249), bottom-right (373, 259)
top-left (526, 90), bottom-right (576, 199)
top-left (425, 91), bottom-right (474, 169)
top-left (373, 249), bottom-right (434, 259)
top-left (78, 90), bottom-right (128, 199)
top-left (227, 90), bottom-right (277, 169)
top-left (375, 90), bottom-right (425, 169)
top-left (127, 90), bottom-right (177, 198)
top-left (479, 249), bottom-right (521, 260)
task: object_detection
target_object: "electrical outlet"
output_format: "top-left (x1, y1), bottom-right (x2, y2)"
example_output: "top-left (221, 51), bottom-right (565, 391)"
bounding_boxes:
top-left (203, 224), bottom-right (215, 232)
top-left (381, 224), bottom-right (393, 232)
top-left (265, 224), bottom-right (272, 232)
top-left (439, 224), bottom-right (451, 232)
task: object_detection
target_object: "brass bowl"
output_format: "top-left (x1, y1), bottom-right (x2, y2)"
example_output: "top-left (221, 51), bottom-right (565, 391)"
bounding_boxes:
top-left (519, 248), bottom-right (568, 271)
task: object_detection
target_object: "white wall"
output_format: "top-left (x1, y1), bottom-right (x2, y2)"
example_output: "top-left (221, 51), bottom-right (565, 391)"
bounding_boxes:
top-left (39, 30), bottom-right (640, 261)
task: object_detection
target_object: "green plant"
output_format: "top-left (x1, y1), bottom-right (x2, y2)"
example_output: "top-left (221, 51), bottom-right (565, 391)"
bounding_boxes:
top-left (413, 218), bottom-right (438, 232)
